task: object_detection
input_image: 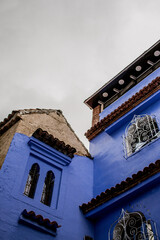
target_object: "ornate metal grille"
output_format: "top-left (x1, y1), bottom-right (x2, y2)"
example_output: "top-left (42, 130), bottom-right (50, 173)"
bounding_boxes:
top-left (41, 170), bottom-right (55, 206)
top-left (108, 209), bottom-right (159, 240)
top-left (24, 163), bottom-right (40, 198)
top-left (123, 115), bottom-right (160, 158)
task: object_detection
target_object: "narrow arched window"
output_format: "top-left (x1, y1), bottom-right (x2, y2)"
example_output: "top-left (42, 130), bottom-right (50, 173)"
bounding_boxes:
top-left (124, 114), bottom-right (160, 157)
top-left (41, 171), bottom-right (55, 206)
top-left (24, 163), bottom-right (40, 198)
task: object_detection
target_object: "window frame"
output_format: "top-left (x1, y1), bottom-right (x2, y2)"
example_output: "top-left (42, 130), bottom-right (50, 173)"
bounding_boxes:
top-left (12, 136), bottom-right (71, 218)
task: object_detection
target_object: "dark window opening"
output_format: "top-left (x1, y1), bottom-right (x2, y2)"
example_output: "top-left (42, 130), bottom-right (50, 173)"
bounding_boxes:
top-left (41, 171), bottom-right (55, 206)
top-left (84, 236), bottom-right (94, 240)
top-left (24, 163), bottom-right (40, 198)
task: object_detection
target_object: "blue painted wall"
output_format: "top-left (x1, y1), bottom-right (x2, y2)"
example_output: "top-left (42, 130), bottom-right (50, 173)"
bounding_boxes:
top-left (0, 133), bottom-right (94, 240)
top-left (86, 67), bottom-right (160, 239)
top-left (93, 173), bottom-right (160, 240)
top-left (0, 69), bottom-right (160, 240)
top-left (90, 68), bottom-right (160, 197)
top-left (91, 97), bottom-right (160, 196)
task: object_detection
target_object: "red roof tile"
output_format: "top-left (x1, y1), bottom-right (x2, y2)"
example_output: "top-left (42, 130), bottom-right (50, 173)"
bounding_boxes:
top-left (85, 77), bottom-right (160, 140)
top-left (21, 209), bottom-right (61, 231)
top-left (80, 160), bottom-right (160, 214)
top-left (32, 128), bottom-right (76, 158)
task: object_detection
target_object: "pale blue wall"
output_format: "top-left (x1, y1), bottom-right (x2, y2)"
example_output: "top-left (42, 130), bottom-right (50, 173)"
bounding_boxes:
top-left (0, 133), bottom-right (94, 240)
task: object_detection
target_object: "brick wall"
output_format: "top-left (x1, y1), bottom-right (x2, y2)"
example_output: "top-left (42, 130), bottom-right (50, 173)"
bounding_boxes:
top-left (92, 105), bottom-right (101, 126)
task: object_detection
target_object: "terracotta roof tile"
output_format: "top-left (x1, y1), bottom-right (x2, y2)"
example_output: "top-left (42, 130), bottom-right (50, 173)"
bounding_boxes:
top-left (80, 159), bottom-right (160, 214)
top-left (21, 209), bottom-right (61, 231)
top-left (85, 77), bottom-right (160, 140)
top-left (32, 128), bottom-right (76, 158)
top-left (0, 112), bottom-right (21, 136)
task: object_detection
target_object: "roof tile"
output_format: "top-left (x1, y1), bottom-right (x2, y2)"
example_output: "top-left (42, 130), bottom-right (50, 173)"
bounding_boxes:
top-left (85, 77), bottom-right (160, 140)
top-left (21, 209), bottom-right (61, 231)
top-left (32, 128), bottom-right (76, 158)
top-left (80, 159), bottom-right (160, 214)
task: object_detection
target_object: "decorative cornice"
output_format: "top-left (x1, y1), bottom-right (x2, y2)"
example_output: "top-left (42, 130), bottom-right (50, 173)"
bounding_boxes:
top-left (80, 160), bottom-right (160, 214)
top-left (84, 40), bottom-right (160, 110)
top-left (32, 128), bottom-right (76, 159)
top-left (85, 76), bottom-right (160, 140)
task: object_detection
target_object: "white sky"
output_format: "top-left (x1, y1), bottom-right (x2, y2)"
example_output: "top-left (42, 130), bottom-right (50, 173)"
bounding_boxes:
top-left (0, 0), bottom-right (160, 148)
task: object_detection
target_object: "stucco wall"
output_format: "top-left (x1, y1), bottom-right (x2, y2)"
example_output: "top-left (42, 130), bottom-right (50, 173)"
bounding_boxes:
top-left (0, 122), bottom-right (19, 168)
top-left (0, 133), bottom-right (93, 240)
top-left (94, 176), bottom-right (160, 240)
top-left (90, 87), bottom-right (160, 197)
top-left (16, 111), bottom-right (89, 157)
top-left (0, 109), bottom-right (90, 169)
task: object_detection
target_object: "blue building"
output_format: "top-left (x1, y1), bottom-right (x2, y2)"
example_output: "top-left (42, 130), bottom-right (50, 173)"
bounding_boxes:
top-left (0, 40), bottom-right (160, 240)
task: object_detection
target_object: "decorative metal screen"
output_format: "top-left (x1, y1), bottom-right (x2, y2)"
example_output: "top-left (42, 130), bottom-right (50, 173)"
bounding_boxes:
top-left (108, 209), bottom-right (159, 240)
top-left (123, 115), bottom-right (160, 158)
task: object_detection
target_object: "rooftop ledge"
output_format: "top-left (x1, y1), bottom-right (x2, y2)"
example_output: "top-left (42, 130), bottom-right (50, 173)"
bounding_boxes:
top-left (84, 40), bottom-right (160, 110)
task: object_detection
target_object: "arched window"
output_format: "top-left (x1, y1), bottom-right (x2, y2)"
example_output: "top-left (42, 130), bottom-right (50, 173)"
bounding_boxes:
top-left (113, 211), bottom-right (146, 240)
top-left (124, 115), bottom-right (160, 157)
top-left (24, 163), bottom-right (40, 198)
top-left (109, 209), bottom-right (158, 240)
top-left (41, 171), bottom-right (55, 206)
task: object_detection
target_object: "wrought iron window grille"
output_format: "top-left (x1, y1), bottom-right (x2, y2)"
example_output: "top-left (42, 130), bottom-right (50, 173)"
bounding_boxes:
top-left (108, 209), bottom-right (159, 240)
top-left (123, 115), bottom-right (160, 158)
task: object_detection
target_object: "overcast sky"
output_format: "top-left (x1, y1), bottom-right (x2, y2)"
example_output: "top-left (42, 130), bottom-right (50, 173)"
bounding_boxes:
top-left (0, 0), bottom-right (160, 148)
